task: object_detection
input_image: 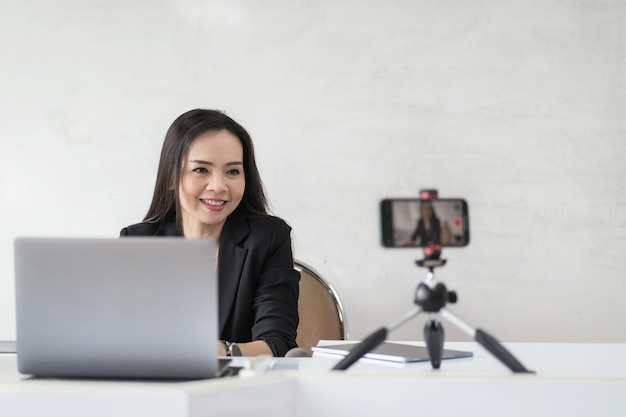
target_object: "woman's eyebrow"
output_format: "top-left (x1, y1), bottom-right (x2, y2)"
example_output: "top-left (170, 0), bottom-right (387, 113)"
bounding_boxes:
top-left (189, 160), bottom-right (243, 166)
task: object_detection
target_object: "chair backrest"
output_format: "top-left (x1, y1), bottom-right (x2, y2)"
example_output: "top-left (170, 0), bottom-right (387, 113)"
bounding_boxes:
top-left (294, 260), bottom-right (347, 354)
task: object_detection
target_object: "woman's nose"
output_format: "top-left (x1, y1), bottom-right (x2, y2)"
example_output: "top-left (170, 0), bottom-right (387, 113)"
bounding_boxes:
top-left (207, 174), bottom-right (227, 191)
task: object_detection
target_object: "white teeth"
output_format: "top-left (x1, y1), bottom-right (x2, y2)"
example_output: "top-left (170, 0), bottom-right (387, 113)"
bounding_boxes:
top-left (202, 199), bottom-right (225, 206)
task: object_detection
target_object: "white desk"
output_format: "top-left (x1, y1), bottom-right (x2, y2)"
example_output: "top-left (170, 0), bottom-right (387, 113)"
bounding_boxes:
top-left (2, 342), bottom-right (626, 417)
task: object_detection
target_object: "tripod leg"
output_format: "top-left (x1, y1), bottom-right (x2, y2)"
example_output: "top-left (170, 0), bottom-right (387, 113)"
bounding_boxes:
top-left (475, 329), bottom-right (533, 373)
top-left (424, 319), bottom-right (444, 369)
top-left (332, 327), bottom-right (388, 371)
top-left (440, 309), bottom-right (534, 373)
top-left (333, 307), bottom-right (422, 371)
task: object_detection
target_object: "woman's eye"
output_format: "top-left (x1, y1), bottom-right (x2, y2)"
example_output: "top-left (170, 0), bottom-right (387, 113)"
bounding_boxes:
top-left (193, 167), bottom-right (209, 173)
top-left (226, 169), bottom-right (240, 176)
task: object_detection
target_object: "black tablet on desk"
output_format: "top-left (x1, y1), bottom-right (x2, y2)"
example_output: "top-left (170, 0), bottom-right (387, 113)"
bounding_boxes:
top-left (312, 342), bottom-right (473, 363)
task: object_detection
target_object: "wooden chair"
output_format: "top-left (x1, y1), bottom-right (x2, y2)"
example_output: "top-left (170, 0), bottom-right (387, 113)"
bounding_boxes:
top-left (294, 260), bottom-right (347, 354)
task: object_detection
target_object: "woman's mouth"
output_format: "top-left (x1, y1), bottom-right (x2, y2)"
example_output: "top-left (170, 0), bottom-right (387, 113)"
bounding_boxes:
top-left (200, 199), bottom-right (227, 211)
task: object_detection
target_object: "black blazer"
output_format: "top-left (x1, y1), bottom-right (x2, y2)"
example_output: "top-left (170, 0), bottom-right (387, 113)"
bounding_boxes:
top-left (120, 212), bottom-right (300, 357)
top-left (411, 217), bottom-right (441, 246)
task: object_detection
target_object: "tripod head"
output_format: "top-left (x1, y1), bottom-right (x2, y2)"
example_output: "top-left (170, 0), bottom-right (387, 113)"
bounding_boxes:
top-left (415, 244), bottom-right (446, 272)
top-left (414, 243), bottom-right (457, 312)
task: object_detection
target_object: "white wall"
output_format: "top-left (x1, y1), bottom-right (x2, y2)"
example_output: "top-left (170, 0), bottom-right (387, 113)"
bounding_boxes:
top-left (1, 0), bottom-right (625, 343)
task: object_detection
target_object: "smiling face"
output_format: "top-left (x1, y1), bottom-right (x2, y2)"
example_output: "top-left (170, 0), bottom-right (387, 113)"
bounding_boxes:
top-left (178, 129), bottom-right (245, 239)
top-left (420, 203), bottom-right (434, 219)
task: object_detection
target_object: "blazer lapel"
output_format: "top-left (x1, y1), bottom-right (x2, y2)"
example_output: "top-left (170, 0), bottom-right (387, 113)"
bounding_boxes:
top-left (217, 214), bottom-right (249, 334)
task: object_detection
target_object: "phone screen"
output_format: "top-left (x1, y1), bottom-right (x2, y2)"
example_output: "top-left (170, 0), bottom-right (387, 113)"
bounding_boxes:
top-left (380, 198), bottom-right (470, 248)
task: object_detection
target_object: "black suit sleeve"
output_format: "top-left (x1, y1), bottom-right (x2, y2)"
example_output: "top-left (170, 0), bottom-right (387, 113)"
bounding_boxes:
top-left (250, 220), bottom-right (300, 357)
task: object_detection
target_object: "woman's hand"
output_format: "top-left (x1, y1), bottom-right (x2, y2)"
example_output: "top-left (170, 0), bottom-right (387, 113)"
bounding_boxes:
top-left (217, 341), bottom-right (228, 356)
top-left (217, 340), bottom-right (273, 357)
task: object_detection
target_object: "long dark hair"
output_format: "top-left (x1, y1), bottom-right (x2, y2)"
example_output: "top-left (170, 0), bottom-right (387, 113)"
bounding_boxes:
top-left (144, 109), bottom-right (268, 234)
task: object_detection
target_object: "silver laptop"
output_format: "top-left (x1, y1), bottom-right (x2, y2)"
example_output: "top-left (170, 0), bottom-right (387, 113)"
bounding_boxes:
top-left (14, 237), bottom-right (222, 380)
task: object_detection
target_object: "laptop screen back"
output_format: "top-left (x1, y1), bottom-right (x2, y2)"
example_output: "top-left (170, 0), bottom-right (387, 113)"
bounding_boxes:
top-left (14, 237), bottom-right (218, 379)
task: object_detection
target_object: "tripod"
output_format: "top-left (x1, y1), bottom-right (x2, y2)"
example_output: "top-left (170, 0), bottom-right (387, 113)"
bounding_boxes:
top-left (333, 248), bottom-right (533, 373)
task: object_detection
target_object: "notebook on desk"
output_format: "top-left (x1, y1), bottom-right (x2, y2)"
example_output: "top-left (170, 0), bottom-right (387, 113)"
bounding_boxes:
top-left (312, 341), bottom-right (473, 363)
top-left (14, 237), bottom-right (228, 380)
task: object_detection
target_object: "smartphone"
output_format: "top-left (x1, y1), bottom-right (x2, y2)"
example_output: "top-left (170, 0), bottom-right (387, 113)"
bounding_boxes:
top-left (380, 198), bottom-right (470, 248)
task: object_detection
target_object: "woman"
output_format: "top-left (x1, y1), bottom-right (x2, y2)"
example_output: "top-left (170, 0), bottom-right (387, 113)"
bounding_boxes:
top-left (407, 201), bottom-right (441, 247)
top-left (120, 109), bottom-right (299, 357)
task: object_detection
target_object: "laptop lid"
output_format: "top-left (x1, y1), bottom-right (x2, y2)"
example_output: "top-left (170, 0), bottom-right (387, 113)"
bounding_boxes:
top-left (14, 237), bottom-right (219, 380)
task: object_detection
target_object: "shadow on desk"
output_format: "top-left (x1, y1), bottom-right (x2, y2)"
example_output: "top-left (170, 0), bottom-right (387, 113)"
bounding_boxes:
top-left (0, 341), bottom-right (16, 353)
